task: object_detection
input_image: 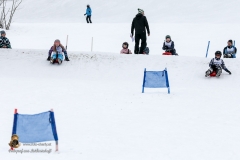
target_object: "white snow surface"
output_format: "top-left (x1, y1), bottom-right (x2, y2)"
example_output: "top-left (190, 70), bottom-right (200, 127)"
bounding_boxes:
top-left (0, 49), bottom-right (240, 160)
top-left (13, 0), bottom-right (240, 23)
top-left (1, 0), bottom-right (240, 159)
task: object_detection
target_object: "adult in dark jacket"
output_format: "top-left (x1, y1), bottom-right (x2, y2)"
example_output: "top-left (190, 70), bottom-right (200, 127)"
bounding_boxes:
top-left (0, 30), bottom-right (11, 49)
top-left (84, 5), bottom-right (92, 23)
top-left (131, 8), bottom-right (150, 54)
top-left (223, 40), bottom-right (237, 58)
top-left (162, 35), bottom-right (178, 55)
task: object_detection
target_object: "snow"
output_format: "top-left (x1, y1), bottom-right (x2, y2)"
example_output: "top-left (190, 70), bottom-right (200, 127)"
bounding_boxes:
top-left (1, 49), bottom-right (240, 159)
top-left (6, 23), bottom-right (240, 56)
top-left (1, 0), bottom-right (240, 159)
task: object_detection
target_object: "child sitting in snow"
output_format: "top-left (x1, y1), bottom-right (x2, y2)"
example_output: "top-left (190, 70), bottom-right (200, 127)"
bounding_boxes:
top-left (120, 42), bottom-right (132, 54)
top-left (47, 40), bottom-right (70, 61)
top-left (162, 35), bottom-right (178, 55)
top-left (49, 39), bottom-right (65, 64)
top-left (205, 51), bottom-right (231, 77)
top-left (223, 40), bottom-right (237, 58)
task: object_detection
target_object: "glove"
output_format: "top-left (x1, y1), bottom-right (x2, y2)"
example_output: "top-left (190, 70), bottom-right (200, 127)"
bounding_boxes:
top-left (84, 14), bottom-right (86, 16)
top-left (227, 53), bottom-right (232, 58)
top-left (227, 71), bottom-right (232, 74)
top-left (164, 46), bottom-right (168, 50)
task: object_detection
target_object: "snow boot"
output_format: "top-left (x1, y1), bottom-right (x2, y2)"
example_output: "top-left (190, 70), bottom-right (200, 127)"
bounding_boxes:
top-left (47, 56), bottom-right (51, 61)
top-left (50, 58), bottom-right (55, 64)
top-left (216, 69), bottom-right (222, 77)
top-left (57, 58), bottom-right (62, 64)
top-left (65, 57), bottom-right (70, 61)
top-left (205, 69), bottom-right (211, 77)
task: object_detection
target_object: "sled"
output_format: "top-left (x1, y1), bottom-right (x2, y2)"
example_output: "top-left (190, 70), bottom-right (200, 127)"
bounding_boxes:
top-left (162, 52), bottom-right (172, 55)
top-left (210, 71), bottom-right (217, 77)
top-left (50, 59), bottom-right (62, 65)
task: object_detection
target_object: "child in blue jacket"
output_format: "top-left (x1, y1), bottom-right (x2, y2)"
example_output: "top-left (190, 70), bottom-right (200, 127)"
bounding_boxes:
top-left (84, 5), bottom-right (92, 23)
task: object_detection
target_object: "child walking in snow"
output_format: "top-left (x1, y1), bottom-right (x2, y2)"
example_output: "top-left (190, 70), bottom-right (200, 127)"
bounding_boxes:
top-left (84, 5), bottom-right (92, 23)
top-left (120, 42), bottom-right (132, 54)
top-left (205, 51), bottom-right (231, 77)
top-left (50, 39), bottom-right (65, 64)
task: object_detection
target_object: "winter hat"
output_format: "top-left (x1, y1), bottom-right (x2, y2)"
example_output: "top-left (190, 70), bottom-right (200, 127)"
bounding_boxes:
top-left (165, 35), bottom-right (171, 39)
top-left (228, 39), bottom-right (233, 44)
top-left (54, 39), bottom-right (60, 43)
top-left (87, 4), bottom-right (90, 7)
top-left (215, 51), bottom-right (222, 56)
top-left (0, 30), bottom-right (6, 35)
top-left (122, 42), bottom-right (129, 49)
top-left (138, 8), bottom-right (144, 14)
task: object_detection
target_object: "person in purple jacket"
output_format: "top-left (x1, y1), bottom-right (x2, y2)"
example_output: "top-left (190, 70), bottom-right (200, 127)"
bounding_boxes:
top-left (47, 40), bottom-right (70, 61)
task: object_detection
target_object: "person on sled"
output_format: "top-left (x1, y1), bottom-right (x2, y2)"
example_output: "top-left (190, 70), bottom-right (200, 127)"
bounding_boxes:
top-left (223, 40), bottom-right (237, 58)
top-left (120, 42), bottom-right (132, 54)
top-left (47, 40), bottom-right (70, 61)
top-left (162, 35), bottom-right (178, 55)
top-left (49, 39), bottom-right (65, 64)
top-left (205, 51), bottom-right (231, 77)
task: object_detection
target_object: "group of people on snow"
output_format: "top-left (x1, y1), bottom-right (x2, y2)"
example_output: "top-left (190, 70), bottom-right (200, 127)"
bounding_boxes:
top-left (0, 6), bottom-right (238, 72)
top-left (121, 8), bottom-right (176, 55)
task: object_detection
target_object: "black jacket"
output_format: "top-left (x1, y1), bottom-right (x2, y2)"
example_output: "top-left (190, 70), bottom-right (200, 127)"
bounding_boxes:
top-left (131, 14), bottom-right (150, 36)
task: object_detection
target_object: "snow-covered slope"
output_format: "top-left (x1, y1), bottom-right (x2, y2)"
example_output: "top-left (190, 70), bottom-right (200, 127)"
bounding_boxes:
top-left (1, 49), bottom-right (240, 160)
top-left (7, 23), bottom-right (240, 56)
top-left (14, 0), bottom-right (240, 23)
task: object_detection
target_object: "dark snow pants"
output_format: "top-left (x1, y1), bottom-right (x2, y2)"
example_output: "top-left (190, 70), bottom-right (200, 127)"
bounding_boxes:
top-left (86, 16), bottom-right (92, 23)
top-left (134, 33), bottom-right (147, 54)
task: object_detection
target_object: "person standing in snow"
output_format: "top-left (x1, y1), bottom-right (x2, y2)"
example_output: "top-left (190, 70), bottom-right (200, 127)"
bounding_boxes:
top-left (205, 51), bottom-right (231, 77)
top-left (84, 5), bottom-right (92, 23)
top-left (162, 35), bottom-right (178, 55)
top-left (131, 8), bottom-right (150, 54)
top-left (0, 30), bottom-right (12, 49)
top-left (120, 42), bottom-right (132, 54)
top-left (223, 40), bottom-right (237, 58)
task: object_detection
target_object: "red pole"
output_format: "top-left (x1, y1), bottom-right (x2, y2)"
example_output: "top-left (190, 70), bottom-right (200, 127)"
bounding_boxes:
top-left (14, 109), bottom-right (17, 114)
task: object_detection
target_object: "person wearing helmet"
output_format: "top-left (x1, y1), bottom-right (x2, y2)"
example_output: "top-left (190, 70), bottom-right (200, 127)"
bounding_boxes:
top-left (162, 35), bottom-right (177, 55)
top-left (223, 40), bottom-right (237, 58)
top-left (84, 5), bottom-right (92, 23)
top-left (0, 30), bottom-right (11, 49)
top-left (131, 8), bottom-right (150, 54)
top-left (120, 42), bottom-right (132, 54)
top-left (205, 51), bottom-right (231, 77)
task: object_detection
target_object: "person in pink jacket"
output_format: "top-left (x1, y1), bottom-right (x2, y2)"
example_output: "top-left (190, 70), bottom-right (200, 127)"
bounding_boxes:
top-left (120, 42), bottom-right (132, 54)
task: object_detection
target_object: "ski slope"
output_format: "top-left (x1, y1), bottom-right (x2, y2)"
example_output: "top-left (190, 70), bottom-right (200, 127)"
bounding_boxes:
top-left (14, 0), bottom-right (240, 23)
top-left (1, 49), bottom-right (240, 160)
top-left (1, 0), bottom-right (240, 159)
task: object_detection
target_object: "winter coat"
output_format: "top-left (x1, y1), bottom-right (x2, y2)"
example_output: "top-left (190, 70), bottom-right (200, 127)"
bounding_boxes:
top-left (131, 13), bottom-right (150, 36)
top-left (120, 48), bottom-right (132, 54)
top-left (0, 36), bottom-right (11, 48)
top-left (48, 45), bottom-right (66, 56)
top-left (86, 7), bottom-right (92, 16)
top-left (209, 58), bottom-right (229, 72)
top-left (162, 41), bottom-right (175, 50)
top-left (223, 46), bottom-right (237, 55)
